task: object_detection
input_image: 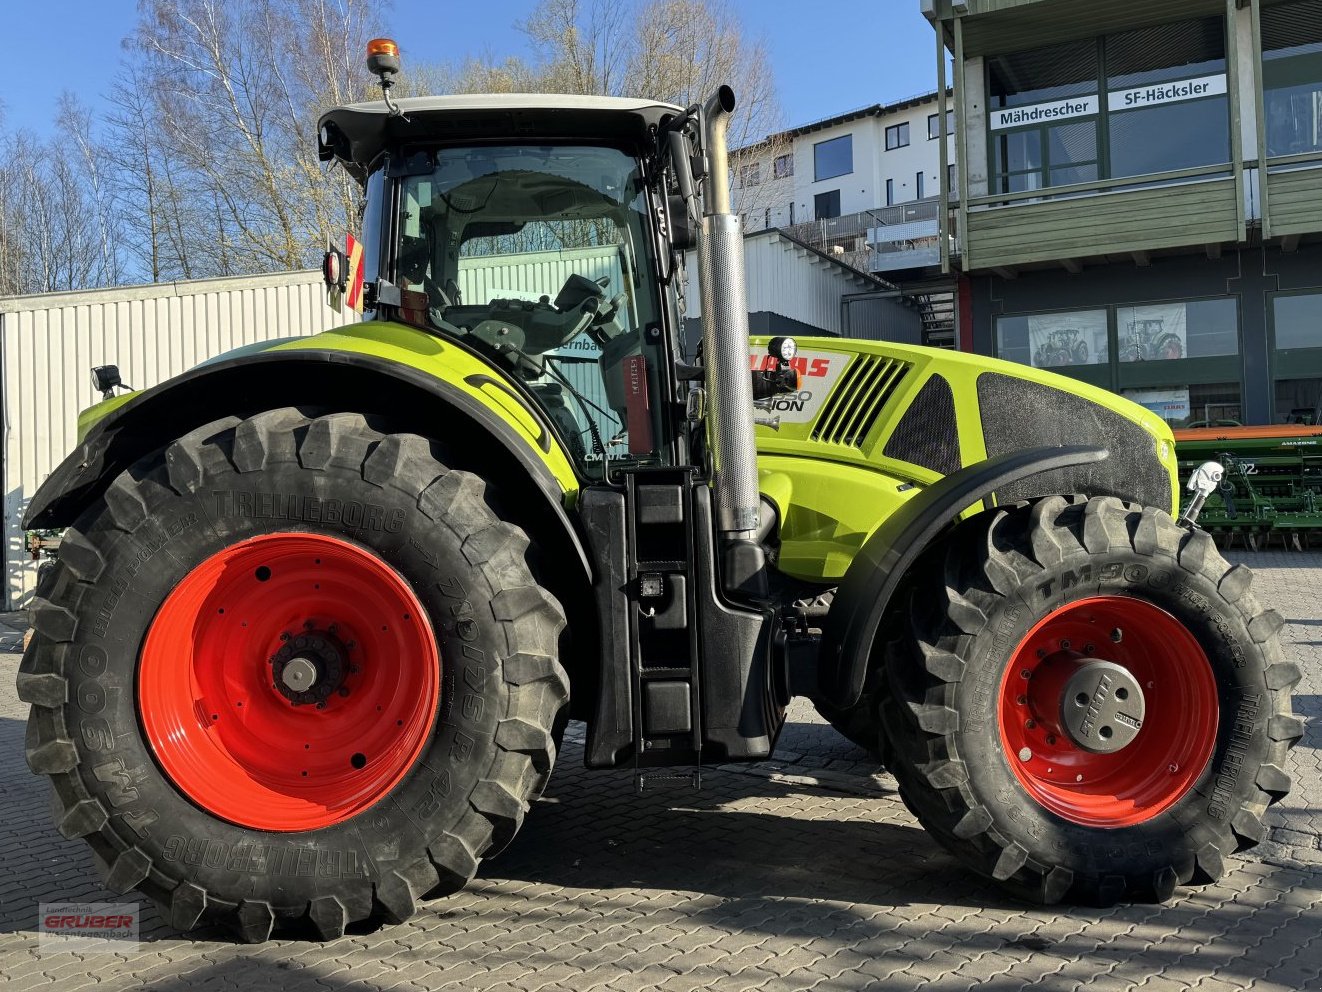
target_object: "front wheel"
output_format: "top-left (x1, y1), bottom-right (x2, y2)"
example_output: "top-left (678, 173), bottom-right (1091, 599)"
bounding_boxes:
top-left (18, 410), bottom-right (569, 940)
top-left (881, 495), bottom-right (1302, 905)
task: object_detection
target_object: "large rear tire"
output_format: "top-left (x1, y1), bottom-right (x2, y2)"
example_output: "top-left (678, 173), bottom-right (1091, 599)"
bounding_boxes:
top-left (17, 409), bottom-right (569, 941)
top-left (880, 495), bottom-right (1302, 905)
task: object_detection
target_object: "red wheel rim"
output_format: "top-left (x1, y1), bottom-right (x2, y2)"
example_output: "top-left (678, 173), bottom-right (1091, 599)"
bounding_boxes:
top-left (138, 533), bottom-right (440, 831)
top-left (998, 596), bottom-right (1218, 828)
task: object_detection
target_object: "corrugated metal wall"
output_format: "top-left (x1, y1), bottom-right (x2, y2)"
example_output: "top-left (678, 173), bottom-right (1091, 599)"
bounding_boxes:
top-left (0, 270), bottom-right (357, 608)
top-left (458, 245), bottom-right (622, 304)
top-left (685, 229), bottom-right (922, 340)
top-left (460, 246), bottom-right (630, 457)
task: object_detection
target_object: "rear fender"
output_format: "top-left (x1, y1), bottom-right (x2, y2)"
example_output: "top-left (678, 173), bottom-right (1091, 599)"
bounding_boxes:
top-left (24, 349), bottom-right (592, 588)
top-left (818, 445), bottom-right (1108, 709)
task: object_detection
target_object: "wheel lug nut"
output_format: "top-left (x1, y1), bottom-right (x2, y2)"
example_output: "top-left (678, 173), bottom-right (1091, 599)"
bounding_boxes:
top-left (1169, 763), bottom-right (1179, 773)
top-left (1021, 669), bottom-right (1032, 679)
top-left (1018, 748), bottom-right (1033, 762)
top-left (1046, 734), bottom-right (1057, 745)
top-left (1084, 643), bottom-right (1095, 655)
top-left (1060, 639), bottom-right (1071, 650)
top-left (1111, 627), bottom-right (1123, 643)
top-left (1017, 694), bottom-right (1027, 705)
top-left (1025, 719), bottom-right (1036, 730)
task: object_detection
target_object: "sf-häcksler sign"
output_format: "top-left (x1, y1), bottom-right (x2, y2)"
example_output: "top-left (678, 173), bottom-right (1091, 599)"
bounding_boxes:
top-left (990, 73), bottom-right (1226, 131)
top-left (1107, 74), bottom-right (1227, 112)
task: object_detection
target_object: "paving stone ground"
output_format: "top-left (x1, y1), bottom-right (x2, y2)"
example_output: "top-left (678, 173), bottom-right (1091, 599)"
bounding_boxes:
top-left (0, 550), bottom-right (1318, 991)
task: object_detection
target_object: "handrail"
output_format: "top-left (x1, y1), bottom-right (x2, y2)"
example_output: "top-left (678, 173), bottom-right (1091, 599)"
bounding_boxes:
top-left (966, 164), bottom-right (1234, 208)
top-left (1264, 150), bottom-right (1322, 170)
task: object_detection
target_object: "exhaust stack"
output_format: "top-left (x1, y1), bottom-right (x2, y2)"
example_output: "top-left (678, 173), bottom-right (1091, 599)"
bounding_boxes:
top-left (698, 85), bottom-right (761, 543)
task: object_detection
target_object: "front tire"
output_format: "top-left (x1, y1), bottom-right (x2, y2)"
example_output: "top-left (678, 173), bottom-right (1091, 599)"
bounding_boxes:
top-left (881, 495), bottom-right (1303, 905)
top-left (17, 409), bottom-right (569, 940)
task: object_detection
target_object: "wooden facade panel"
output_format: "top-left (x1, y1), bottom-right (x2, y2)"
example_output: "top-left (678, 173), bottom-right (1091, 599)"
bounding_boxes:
top-left (1266, 168), bottom-right (1322, 238)
top-left (966, 182), bottom-right (1240, 269)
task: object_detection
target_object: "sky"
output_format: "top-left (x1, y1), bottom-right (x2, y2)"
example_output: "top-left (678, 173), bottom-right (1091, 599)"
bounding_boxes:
top-left (0, 1), bottom-right (940, 139)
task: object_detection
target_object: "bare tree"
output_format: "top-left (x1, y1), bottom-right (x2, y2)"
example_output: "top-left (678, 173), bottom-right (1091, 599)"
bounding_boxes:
top-left (123, 0), bottom-right (387, 277)
top-left (443, 0), bottom-right (787, 221)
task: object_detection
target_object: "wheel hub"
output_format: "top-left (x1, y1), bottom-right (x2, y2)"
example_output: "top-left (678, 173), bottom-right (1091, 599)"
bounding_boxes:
top-left (1057, 660), bottom-right (1145, 754)
top-left (271, 629), bottom-right (349, 706)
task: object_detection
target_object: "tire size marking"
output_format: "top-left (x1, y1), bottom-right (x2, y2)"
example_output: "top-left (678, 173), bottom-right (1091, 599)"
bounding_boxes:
top-left (160, 836), bottom-right (369, 879)
top-left (93, 513), bottom-right (198, 638)
top-left (410, 772), bottom-right (453, 820)
top-left (1207, 693), bottom-right (1261, 821)
top-left (212, 490), bottom-right (404, 533)
top-left (966, 607), bottom-right (1022, 734)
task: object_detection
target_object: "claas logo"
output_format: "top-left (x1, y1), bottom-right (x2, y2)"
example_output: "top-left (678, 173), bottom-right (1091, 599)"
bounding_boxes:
top-left (749, 354), bottom-right (832, 377)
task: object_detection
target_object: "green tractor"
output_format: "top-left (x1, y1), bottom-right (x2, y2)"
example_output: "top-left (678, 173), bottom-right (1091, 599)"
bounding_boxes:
top-left (17, 42), bottom-right (1302, 942)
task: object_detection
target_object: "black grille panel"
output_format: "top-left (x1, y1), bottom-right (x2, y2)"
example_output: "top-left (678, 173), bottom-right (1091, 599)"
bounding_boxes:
top-left (977, 372), bottom-right (1172, 510)
top-left (883, 373), bottom-right (961, 475)
top-left (811, 355), bottom-right (910, 448)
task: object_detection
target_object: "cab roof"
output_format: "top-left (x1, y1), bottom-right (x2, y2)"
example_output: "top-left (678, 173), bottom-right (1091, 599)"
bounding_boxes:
top-left (318, 94), bottom-right (685, 178)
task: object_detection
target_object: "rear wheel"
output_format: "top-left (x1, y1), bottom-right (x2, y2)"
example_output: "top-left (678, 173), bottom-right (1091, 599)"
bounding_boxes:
top-left (880, 495), bottom-right (1302, 905)
top-left (18, 409), bottom-right (569, 940)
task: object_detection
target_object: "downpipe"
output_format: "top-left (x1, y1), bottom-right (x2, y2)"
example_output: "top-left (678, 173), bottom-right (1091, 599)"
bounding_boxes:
top-left (697, 85), bottom-right (766, 596)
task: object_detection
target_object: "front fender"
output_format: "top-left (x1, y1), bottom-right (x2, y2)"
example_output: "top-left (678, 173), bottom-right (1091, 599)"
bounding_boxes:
top-left (818, 444), bottom-right (1108, 709)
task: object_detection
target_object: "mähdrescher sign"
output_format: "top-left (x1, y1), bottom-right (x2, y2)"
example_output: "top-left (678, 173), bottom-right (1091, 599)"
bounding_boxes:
top-left (990, 95), bottom-right (1099, 131)
top-left (990, 74), bottom-right (1226, 131)
top-left (1107, 74), bottom-right (1227, 111)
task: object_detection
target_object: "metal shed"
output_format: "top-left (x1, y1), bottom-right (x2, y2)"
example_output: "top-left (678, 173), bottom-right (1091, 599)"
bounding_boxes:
top-left (0, 270), bottom-right (356, 608)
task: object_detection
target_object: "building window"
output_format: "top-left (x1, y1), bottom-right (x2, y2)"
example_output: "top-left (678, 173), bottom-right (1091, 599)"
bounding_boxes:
top-left (773, 153), bottom-right (794, 179)
top-left (995, 310), bottom-right (1110, 368)
top-left (1105, 18), bottom-right (1229, 179)
top-left (928, 110), bottom-right (954, 139)
top-left (1274, 290), bottom-right (1322, 350)
top-left (814, 189), bottom-right (841, 220)
top-left (885, 123), bottom-right (910, 150)
top-left (738, 162), bottom-right (761, 188)
top-left (1275, 378), bottom-right (1322, 424)
top-left (916, 172), bottom-right (925, 199)
top-left (1262, 1), bottom-right (1322, 158)
top-left (813, 135), bottom-right (852, 181)
top-left (885, 179), bottom-right (895, 206)
top-left (987, 20), bottom-right (1229, 193)
top-left (947, 163), bottom-right (958, 197)
top-left (1123, 383), bottom-right (1243, 428)
top-left (1116, 299), bottom-right (1239, 363)
top-left (997, 298), bottom-right (1242, 424)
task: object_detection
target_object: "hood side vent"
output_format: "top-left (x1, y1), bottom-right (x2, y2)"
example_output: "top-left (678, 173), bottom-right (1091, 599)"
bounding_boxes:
top-left (811, 355), bottom-right (910, 448)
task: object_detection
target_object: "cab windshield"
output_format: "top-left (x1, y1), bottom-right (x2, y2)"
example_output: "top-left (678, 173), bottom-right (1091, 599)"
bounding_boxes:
top-left (394, 144), bottom-right (667, 478)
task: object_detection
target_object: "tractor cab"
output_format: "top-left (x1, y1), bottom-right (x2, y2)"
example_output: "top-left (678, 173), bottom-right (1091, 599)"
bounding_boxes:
top-left (318, 95), bottom-right (691, 477)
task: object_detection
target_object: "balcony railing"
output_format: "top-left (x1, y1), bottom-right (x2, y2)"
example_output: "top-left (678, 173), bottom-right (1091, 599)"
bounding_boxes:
top-left (784, 198), bottom-right (943, 274)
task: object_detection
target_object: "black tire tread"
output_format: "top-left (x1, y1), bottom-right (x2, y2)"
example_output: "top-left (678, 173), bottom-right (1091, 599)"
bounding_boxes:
top-left (878, 496), bottom-right (1301, 906)
top-left (19, 409), bottom-right (569, 941)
